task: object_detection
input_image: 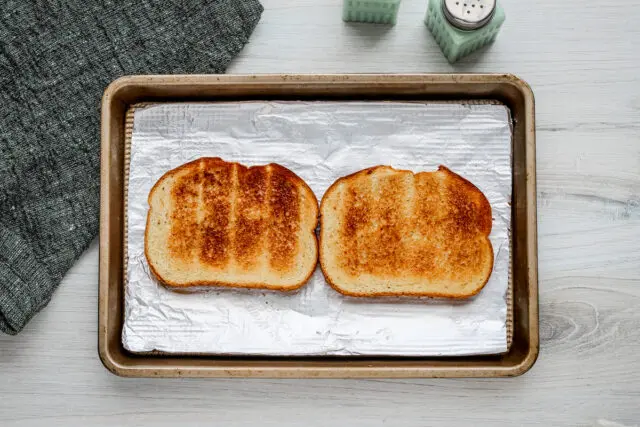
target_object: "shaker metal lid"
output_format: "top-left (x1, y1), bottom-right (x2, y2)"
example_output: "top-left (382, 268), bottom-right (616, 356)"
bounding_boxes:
top-left (442, 0), bottom-right (496, 31)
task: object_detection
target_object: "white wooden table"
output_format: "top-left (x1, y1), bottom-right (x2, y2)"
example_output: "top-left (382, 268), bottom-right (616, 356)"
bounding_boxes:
top-left (1, 1), bottom-right (639, 425)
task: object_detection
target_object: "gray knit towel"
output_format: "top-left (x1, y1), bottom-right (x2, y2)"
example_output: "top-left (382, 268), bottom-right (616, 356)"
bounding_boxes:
top-left (0, 0), bottom-right (263, 335)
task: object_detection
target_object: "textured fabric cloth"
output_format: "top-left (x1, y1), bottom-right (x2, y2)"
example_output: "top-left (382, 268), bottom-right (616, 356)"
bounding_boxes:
top-left (0, 0), bottom-right (263, 335)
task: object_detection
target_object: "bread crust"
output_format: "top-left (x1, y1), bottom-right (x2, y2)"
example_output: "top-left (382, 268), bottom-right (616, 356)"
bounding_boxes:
top-left (319, 165), bottom-right (494, 298)
top-left (144, 157), bottom-right (318, 291)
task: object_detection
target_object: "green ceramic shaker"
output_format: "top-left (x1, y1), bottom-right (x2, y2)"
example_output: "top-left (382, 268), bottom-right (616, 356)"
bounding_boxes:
top-left (343, 0), bottom-right (402, 25)
top-left (425, 0), bottom-right (505, 63)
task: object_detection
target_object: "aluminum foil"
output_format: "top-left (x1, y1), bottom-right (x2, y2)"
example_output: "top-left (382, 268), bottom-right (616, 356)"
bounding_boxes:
top-left (123, 101), bottom-right (512, 356)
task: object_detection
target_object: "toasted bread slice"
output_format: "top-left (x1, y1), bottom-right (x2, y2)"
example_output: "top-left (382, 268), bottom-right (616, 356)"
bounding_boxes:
top-left (319, 165), bottom-right (493, 298)
top-left (145, 157), bottom-right (319, 291)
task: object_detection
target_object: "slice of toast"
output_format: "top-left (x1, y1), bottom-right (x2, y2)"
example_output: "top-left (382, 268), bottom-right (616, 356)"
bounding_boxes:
top-left (319, 165), bottom-right (493, 298)
top-left (145, 157), bottom-right (318, 291)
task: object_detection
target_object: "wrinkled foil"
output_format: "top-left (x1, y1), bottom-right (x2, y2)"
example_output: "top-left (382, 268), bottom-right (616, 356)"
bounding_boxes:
top-left (123, 102), bottom-right (512, 356)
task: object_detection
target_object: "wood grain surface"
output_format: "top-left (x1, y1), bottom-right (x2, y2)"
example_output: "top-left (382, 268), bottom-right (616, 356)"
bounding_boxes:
top-left (1, 0), bottom-right (639, 425)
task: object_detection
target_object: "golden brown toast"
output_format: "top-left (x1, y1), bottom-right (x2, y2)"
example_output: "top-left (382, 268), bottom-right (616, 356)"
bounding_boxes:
top-left (319, 165), bottom-right (493, 298)
top-left (144, 157), bottom-right (319, 291)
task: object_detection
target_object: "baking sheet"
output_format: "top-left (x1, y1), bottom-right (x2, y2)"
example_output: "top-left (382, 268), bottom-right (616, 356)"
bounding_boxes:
top-left (123, 101), bottom-right (512, 356)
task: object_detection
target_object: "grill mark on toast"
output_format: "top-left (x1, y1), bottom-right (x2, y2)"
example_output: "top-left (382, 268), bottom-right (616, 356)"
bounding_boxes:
top-left (403, 172), bottom-right (424, 273)
top-left (371, 170), bottom-right (408, 275)
top-left (341, 176), bottom-right (371, 275)
top-left (261, 166), bottom-right (273, 276)
top-left (267, 165), bottom-right (300, 272)
top-left (200, 159), bottom-right (232, 267)
top-left (196, 159), bottom-right (206, 227)
top-left (298, 182), bottom-right (312, 270)
top-left (410, 171), bottom-right (444, 276)
top-left (234, 164), bottom-right (268, 270)
top-left (228, 164), bottom-right (239, 273)
top-left (168, 164), bottom-right (202, 262)
top-left (397, 172), bottom-right (416, 271)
